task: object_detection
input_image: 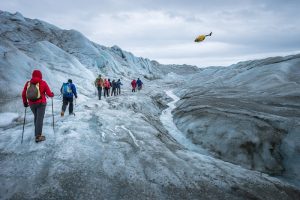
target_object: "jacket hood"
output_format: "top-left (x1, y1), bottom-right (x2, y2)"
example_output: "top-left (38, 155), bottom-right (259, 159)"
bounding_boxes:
top-left (31, 70), bottom-right (42, 84)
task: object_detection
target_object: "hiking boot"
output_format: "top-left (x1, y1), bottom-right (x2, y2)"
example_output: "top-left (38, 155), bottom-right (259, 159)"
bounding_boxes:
top-left (35, 135), bottom-right (46, 143)
top-left (61, 111), bottom-right (64, 117)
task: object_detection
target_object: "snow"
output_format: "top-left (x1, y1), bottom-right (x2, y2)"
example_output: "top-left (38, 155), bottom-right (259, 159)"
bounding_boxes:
top-left (0, 112), bottom-right (19, 128)
top-left (0, 11), bottom-right (300, 199)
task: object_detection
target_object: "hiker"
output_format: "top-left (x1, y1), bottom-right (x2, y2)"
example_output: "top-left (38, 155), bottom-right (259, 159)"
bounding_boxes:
top-left (60, 79), bottom-right (77, 116)
top-left (104, 78), bottom-right (110, 97)
top-left (116, 79), bottom-right (123, 95)
top-left (108, 79), bottom-right (112, 95)
top-left (22, 69), bottom-right (54, 143)
top-left (131, 79), bottom-right (137, 92)
top-left (136, 78), bottom-right (143, 91)
top-left (94, 75), bottom-right (104, 100)
top-left (111, 80), bottom-right (117, 96)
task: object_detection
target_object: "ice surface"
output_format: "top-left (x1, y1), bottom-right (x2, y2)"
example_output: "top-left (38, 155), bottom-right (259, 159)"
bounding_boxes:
top-left (0, 112), bottom-right (19, 128)
top-left (173, 54), bottom-right (300, 187)
top-left (0, 11), bottom-right (299, 199)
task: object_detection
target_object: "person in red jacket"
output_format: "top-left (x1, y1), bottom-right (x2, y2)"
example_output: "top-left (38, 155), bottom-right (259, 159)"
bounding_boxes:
top-left (103, 78), bottom-right (110, 98)
top-left (22, 70), bottom-right (54, 143)
top-left (131, 79), bottom-right (137, 92)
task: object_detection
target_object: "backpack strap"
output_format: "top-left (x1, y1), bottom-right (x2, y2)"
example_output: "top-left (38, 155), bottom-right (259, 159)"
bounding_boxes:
top-left (36, 82), bottom-right (41, 99)
top-left (26, 81), bottom-right (30, 90)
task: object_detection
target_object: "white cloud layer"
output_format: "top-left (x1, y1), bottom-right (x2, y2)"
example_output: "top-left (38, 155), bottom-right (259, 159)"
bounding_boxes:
top-left (1, 0), bottom-right (300, 67)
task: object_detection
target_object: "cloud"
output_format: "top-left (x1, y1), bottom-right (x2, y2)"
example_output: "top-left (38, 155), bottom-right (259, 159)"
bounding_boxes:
top-left (1, 0), bottom-right (300, 67)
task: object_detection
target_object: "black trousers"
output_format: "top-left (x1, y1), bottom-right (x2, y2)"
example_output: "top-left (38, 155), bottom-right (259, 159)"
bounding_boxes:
top-left (104, 88), bottom-right (109, 97)
top-left (30, 103), bottom-right (46, 137)
top-left (116, 87), bottom-right (121, 95)
top-left (111, 87), bottom-right (116, 96)
top-left (97, 87), bottom-right (102, 100)
top-left (62, 97), bottom-right (74, 114)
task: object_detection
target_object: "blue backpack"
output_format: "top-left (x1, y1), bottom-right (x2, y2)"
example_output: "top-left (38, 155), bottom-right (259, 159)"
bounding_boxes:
top-left (62, 83), bottom-right (72, 96)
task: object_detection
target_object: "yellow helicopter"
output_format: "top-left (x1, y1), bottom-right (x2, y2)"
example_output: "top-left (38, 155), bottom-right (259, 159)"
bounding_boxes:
top-left (194, 32), bottom-right (212, 43)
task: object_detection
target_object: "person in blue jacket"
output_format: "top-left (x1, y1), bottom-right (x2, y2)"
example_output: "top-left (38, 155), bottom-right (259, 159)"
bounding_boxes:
top-left (60, 79), bottom-right (77, 116)
top-left (136, 78), bottom-right (143, 91)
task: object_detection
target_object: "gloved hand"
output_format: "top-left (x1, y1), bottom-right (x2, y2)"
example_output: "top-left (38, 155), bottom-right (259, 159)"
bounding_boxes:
top-left (75, 95), bottom-right (78, 99)
top-left (24, 102), bottom-right (29, 107)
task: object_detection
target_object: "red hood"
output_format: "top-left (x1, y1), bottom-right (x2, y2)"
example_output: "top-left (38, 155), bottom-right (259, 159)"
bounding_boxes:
top-left (30, 70), bottom-right (42, 84)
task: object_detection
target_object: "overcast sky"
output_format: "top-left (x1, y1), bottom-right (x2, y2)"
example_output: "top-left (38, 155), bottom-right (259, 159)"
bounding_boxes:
top-left (1, 0), bottom-right (300, 67)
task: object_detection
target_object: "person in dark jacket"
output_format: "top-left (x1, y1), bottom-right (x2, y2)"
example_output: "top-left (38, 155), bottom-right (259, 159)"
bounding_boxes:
top-left (116, 79), bottom-right (122, 95)
top-left (22, 70), bottom-right (54, 143)
top-left (60, 79), bottom-right (77, 116)
top-left (136, 78), bottom-right (143, 91)
top-left (111, 80), bottom-right (117, 96)
top-left (108, 79), bottom-right (112, 96)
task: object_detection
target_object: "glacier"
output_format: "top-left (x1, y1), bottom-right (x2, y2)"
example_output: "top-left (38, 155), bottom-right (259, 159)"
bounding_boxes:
top-left (0, 11), bottom-right (300, 199)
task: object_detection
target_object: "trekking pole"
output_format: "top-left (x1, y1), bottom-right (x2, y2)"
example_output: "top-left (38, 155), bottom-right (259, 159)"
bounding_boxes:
top-left (21, 107), bottom-right (27, 144)
top-left (51, 97), bottom-right (54, 131)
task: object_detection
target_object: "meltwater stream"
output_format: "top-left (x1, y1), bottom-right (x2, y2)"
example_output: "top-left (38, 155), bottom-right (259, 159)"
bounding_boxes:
top-left (160, 90), bottom-right (208, 155)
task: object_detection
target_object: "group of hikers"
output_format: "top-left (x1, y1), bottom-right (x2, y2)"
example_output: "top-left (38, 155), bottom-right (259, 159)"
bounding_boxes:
top-left (22, 70), bottom-right (143, 143)
top-left (94, 75), bottom-right (123, 100)
top-left (131, 78), bottom-right (143, 92)
top-left (94, 75), bottom-right (143, 100)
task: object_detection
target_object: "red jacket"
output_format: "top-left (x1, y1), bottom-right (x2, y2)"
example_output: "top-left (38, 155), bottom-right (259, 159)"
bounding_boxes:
top-left (131, 80), bottom-right (137, 88)
top-left (22, 70), bottom-right (54, 105)
top-left (104, 80), bottom-right (110, 89)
